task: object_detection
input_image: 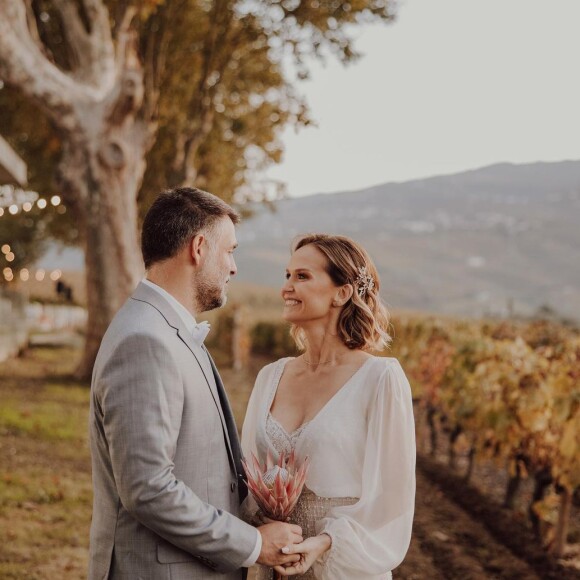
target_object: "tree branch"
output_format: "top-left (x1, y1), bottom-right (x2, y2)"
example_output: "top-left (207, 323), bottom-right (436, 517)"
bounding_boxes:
top-left (52, 0), bottom-right (116, 86)
top-left (52, 0), bottom-right (94, 78)
top-left (0, 0), bottom-right (81, 131)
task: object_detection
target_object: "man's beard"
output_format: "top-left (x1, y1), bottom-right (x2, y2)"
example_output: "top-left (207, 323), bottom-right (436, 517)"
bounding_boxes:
top-left (195, 277), bottom-right (226, 312)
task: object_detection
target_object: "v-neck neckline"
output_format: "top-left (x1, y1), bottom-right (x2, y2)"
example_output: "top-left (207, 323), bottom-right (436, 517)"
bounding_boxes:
top-left (266, 356), bottom-right (373, 437)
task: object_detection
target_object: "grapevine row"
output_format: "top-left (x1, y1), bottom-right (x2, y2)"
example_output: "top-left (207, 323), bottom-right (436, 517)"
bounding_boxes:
top-left (390, 316), bottom-right (579, 557)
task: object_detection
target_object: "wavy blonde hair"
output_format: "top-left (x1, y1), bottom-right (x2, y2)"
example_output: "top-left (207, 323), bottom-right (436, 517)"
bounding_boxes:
top-left (289, 234), bottom-right (392, 352)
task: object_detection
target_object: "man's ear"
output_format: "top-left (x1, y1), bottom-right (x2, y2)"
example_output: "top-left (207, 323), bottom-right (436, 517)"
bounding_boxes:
top-left (333, 284), bottom-right (354, 307)
top-left (190, 234), bottom-right (208, 267)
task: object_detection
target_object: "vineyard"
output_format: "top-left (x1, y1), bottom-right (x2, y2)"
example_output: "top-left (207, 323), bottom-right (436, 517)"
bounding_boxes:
top-left (391, 316), bottom-right (580, 559)
top-left (0, 312), bottom-right (578, 578)
top-left (239, 311), bottom-right (580, 566)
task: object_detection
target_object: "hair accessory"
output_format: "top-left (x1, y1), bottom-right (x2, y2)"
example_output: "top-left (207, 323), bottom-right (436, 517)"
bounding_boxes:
top-left (355, 266), bottom-right (375, 298)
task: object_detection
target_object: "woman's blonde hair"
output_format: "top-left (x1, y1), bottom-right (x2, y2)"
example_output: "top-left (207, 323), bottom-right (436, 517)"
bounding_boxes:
top-left (289, 234), bottom-right (392, 351)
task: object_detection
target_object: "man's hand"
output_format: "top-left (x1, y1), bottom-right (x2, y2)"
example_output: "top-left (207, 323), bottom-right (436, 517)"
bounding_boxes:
top-left (257, 522), bottom-right (303, 567)
top-left (274, 534), bottom-right (332, 576)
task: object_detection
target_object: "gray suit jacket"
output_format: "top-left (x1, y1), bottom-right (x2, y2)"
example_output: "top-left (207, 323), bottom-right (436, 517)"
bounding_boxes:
top-left (89, 282), bottom-right (257, 580)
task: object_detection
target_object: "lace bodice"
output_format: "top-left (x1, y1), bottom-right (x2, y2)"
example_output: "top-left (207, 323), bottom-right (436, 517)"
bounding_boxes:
top-left (265, 413), bottom-right (309, 455)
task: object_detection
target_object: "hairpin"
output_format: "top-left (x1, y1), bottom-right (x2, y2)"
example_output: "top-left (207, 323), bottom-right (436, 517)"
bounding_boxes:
top-left (355, 266), bottom-right (375, 297)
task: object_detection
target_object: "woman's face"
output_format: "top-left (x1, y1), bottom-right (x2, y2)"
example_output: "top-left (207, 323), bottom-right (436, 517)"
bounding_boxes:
top-left (281, 244), bottom-right (341, 324)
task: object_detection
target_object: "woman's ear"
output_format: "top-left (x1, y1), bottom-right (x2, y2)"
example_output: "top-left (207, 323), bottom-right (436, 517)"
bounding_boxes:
top-left (333, 284), bottom-right (354, 307)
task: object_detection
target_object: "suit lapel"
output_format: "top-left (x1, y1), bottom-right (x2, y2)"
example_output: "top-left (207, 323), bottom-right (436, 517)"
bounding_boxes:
top-left (176, 330), bottom-right (236, 469)
top-left (130, 283), bottom-right (236, 472)
top-left (204, 347), bottom-right (248, 502)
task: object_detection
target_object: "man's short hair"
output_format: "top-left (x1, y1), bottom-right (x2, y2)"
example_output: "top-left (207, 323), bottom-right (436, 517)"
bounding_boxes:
top-left (141, 187), bottom-right (240, 269)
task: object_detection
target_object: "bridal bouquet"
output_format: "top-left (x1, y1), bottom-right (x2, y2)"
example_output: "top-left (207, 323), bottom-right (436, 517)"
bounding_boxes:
top-left (242, 450), bottom-right (309, 579)
top-left (242, 449), bottom-right (309, 521)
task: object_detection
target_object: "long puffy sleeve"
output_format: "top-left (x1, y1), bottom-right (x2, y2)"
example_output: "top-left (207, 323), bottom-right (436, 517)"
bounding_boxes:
top-left (313, 360), bottom-right (416, 579)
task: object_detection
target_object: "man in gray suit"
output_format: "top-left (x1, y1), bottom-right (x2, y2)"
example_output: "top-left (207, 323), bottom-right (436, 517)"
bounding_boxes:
top-left (89, 188), bottom-right (302, 579)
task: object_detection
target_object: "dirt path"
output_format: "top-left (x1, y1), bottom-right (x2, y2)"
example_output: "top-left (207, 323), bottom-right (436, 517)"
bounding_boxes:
top-left (395, 467), bottom-right (542, 580)
top-left (250, 465), bottom-right (547, 580)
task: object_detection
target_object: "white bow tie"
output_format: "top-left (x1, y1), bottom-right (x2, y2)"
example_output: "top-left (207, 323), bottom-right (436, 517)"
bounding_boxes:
top-left (191, 321), bottom-right (211, 345)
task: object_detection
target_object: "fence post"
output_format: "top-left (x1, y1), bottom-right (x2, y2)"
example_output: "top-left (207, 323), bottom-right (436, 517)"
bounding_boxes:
top-left (232, 304), bottom-right (250, 371)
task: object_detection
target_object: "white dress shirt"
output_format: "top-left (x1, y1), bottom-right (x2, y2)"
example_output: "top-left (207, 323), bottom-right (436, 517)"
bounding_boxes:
top-left (142, 278), bottom-right (262, 567)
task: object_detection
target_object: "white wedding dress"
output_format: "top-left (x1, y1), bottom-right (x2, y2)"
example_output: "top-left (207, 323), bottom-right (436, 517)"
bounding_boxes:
top-left (241, 356), bottom-right (416, 580)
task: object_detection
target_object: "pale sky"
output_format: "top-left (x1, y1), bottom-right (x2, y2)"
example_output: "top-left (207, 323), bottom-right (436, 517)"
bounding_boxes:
top-left (266, 0), bottom-right (580, 198)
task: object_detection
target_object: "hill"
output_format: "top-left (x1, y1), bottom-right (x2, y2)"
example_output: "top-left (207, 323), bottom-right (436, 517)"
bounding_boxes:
top-left (233, 161), bottom-right (580, 321)
top-left (37, 160), bottom-right (580, 322)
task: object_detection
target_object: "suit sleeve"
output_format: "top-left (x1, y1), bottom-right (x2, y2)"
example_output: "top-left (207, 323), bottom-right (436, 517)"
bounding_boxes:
top-left (96, 332), bottom-right (258, 572)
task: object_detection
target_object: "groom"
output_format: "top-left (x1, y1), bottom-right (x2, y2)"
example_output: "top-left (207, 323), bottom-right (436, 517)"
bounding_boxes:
top-left (89, 187), bottom-right (302, 579)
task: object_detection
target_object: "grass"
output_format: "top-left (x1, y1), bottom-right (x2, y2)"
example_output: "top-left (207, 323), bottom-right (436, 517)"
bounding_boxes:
top-left (0, 343), bottom-right (267, 579)
top-left (0, 346), bottom-right (91, 579)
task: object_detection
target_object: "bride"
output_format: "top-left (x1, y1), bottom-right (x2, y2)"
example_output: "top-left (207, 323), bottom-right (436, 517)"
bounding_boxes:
top-left (241, 234), bottom-right (416, 579)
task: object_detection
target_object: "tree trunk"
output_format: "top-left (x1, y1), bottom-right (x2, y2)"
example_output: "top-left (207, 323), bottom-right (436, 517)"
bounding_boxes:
top-left (504, 472), bottom-right (522, 510)
top-left (549, 486), bottom-right (572, 558)
top-left (503, 455), bottom-right (526, 509)
top-left (448, 425), bottom-right (462, 470)
top-left (529, 467), bottom-right (553, 540)
top-left (427, 404), bottom-right (438, 457)
top-left (0, 1), bottom-right (154, 380)
top-left (464, 444), bottom-right (476, 483)
top-left (60, 126), bottom-right (148, 380)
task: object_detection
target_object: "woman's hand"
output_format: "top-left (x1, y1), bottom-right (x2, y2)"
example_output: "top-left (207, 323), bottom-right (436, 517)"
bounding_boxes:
top-left (273, 534), bottom-right (332, 577)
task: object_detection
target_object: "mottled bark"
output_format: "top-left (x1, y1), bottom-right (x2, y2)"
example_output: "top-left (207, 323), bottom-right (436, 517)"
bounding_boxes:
top-left (0, 0), bottom-right (155, 378)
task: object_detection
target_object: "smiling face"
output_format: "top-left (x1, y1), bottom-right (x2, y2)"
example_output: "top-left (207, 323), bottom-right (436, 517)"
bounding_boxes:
top-left (281, 244), bottom-right (348, 325)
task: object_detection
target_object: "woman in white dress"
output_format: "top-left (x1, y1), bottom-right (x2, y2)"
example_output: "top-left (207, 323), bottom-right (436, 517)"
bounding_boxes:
top-left (242, 234), bottom-right (416, 579)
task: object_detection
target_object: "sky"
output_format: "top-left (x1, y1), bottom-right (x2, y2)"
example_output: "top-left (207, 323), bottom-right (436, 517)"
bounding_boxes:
top-left (266, 0), bottom-right (580, 198)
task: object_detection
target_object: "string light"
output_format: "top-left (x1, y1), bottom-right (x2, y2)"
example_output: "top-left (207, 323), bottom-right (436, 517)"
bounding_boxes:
top-left (0, 189), bottom-right (69, 287)
top-left (0, 267), bottom-right (60, 284)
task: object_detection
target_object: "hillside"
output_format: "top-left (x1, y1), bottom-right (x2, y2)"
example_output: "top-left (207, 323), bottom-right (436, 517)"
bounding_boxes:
top-left (37, 160), bottom-right (580, 322)
top-left (233, 161), bottom-right (580, 321)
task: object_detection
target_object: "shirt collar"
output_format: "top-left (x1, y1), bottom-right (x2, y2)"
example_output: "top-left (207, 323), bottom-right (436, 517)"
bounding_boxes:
top-left (141, 278), bottom-right (199, 335)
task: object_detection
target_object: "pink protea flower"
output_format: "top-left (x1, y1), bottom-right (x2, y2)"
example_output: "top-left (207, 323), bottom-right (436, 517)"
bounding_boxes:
top-left (242, 449), bottom-right (309, 521)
